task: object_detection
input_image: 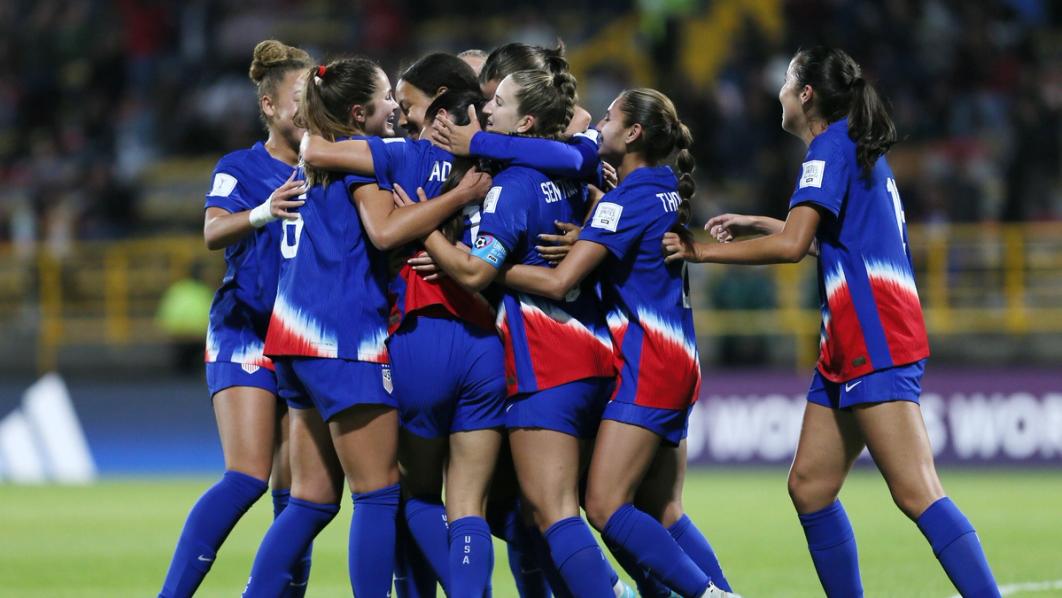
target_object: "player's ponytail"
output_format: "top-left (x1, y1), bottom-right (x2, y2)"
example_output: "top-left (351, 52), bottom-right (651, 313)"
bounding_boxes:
top-left (618, 88), bottom-right (696, 226)
top-left (297, 56), bottom-right (381, 185)
top-left (792, 46), bottom-right (897, 178)
top-left (248, 40), bottom-right (312, 127)
top-left (508, 55), bottom-right (578, 139)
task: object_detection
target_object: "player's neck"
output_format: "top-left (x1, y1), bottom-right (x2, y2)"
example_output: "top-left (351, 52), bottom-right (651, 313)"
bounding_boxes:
top-left (264, 134), bottom-right (299, 166)
top-left (801, 117), bottom-right (829, 146)
top-left (617, 153), bottom-right (649, 183)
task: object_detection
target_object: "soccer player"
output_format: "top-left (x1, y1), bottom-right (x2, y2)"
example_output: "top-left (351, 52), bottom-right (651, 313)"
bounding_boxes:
top-left (492, 89), bottom-right (737, 598)
top-left (303, 88), bottom-right (505, 598)
top-left (663, 47), bottom-right (1000, 598)
top-left (393, 53), bottom-right (480, 137)
top-left (158, 40), bottom-right (312, 598)
top-left (241, 57), bottom-right (490, 597)
top-left (417, 59), bottom-right (631, 598)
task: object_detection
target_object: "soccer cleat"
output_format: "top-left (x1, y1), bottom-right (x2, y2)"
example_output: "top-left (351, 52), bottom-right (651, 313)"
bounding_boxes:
top-left (701, 582), bottom-right (742, 598)
top-left (614, 581), bottom-right (637, 598)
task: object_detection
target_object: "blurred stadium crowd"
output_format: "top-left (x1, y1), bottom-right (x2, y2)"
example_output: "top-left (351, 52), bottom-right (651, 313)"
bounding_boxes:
top-left (0, 0), bottom-right (1056, 253)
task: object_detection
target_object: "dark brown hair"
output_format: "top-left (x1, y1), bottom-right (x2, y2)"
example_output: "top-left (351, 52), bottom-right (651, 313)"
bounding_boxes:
top-left (792, 46), bottom-right (896, 177)
top-left (480, 42), bottom-right (565, 86)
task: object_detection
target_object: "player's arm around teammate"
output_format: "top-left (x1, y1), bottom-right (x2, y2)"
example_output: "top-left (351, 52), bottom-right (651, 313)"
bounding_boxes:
top-left (664, 47), bottom-right (999, 598)
top-left (159, 41), bottom-right (315, 598)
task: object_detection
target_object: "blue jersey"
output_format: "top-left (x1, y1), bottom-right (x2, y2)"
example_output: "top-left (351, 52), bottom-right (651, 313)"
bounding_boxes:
top-left (472, 165), bottom-right (614, 396)
top-left (366, 137), bottom-right (496, 331)
top-left (579, 166), bottom-right (700, 410)
top-left (203, 141), bottom-right (293, 370)
top-left (264, 145), bottom-right (390, 363)
top-left (789, 118), bottom-right (929, 382)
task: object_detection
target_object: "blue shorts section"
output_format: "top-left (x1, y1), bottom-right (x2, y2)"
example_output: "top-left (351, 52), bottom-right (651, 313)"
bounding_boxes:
top-left (275, 357), bottom-right (396, 421)
top-left (505, 377), bottom-right (613, 438)
top-left (807, 359), bottom-right (926, 410)
top-left (388, 315), bottom-right (506, 438)
top-left (206, 361), bottom-right (277, 397)
top-left (602, 401), bottom-right (691, 447)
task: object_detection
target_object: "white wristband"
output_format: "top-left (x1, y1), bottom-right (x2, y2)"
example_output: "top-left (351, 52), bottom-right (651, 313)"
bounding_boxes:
top-left (248, 199), bottom-right (276, 229)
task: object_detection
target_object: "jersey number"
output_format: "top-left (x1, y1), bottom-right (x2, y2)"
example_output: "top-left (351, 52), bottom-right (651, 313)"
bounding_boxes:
top-left (885, 178), bottom-right (907, 251)
top-left (280, 216), bottom-right (303, 259)
top-left (463, 204), bottom-right (481, 243)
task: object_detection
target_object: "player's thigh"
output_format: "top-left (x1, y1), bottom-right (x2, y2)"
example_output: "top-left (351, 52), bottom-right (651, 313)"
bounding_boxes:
top-left (446, 428), bottom-right (504, 520)
top-left (635, 439), bottom-right (686, 527)
top-left (852, 400), bottom-right (944, 518)
top-left (329, 404), bottom-right (400, 494)
top-left (288, 407), bottom-right (344, 504)
top-left (213, 385), bottom-right (278, 481)
top-left (399, 428), bottom-right (448, 498)
top-left (788, 402), bottom-right (865, 513)
top-left (584, 419), bottom-right (661, 530)
top-left (509, 428), bottom-right (583, 529)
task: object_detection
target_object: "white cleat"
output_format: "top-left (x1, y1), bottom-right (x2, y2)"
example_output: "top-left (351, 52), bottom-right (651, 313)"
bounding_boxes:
top-left (614, 581), bottom-right (637, 598)
top-left (701, 583), bottom-right (742, 598)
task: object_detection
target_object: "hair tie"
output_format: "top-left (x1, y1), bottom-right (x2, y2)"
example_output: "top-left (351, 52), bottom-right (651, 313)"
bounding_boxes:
top-left (317, 65), bottom-right (327, 78)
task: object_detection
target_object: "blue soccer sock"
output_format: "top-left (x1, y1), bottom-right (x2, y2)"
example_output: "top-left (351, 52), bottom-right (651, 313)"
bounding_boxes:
top-left (159, 470), bottom-right (267, 598)
top-left (605, 537), bottom-right (671, 598)
top-left (395, 502), bottom-right (439, 598)
top-left (798, 500), bottom-right (862, 598)
top-left (529, 526), bottom-right (574, 598)
top-left (544, 516), bottom-right (616, 598)
top-left (669, 515), bottom-right (732, 592)
top-left (272, 490), bottom-right (314, 598)
top-left (602, 504), bottom-right (709, 598)
top-left (449, 516), bottom-right (494, 598)
top-left (349, 484), bottom-right (401, 597)
top-left (243, 497), bottom-right (338, 597)
top-left (487, 500), bottom-right (550, 598)
top-left (404, 496), bottom-right (452, 591)
top-left (916, 497), bottom-right (1000, 598)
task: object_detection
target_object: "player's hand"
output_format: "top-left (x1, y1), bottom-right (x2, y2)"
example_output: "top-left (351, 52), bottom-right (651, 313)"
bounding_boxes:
top-left (454, 167), bottom-right (492, 203)
top-left (662, 231), bottom-right (698, 264)
top-left (704, 213), bottom-right (759, 243)
top-left (392, 183), bottom-right (427, 208)
top-left (408, 250), bottom-right (444, 281)
top-left (431, 105), bottom-right (481, 156)
top-left (536, 220), bottom-right (580, 264)
top-left (601, 161), bottom-right (618, 190)
top-left (269, 172), bottom-right (307, 220)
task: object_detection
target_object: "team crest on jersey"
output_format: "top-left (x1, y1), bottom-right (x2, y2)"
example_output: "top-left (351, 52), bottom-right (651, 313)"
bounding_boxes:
top-left (483, 186), bottom-right (502, 213)
top-left (591, 202), bottom-right (623, 232)
top-left (209, 173), bottom-right (238, 197)
top-left (241, 363), bottom-right (260, 374)
top-left (381, 365), bottom-right (393, 394)
top-left (799, 160), bottom-right (825, 189)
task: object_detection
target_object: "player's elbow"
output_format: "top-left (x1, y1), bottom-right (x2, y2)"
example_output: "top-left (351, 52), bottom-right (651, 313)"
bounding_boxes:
top-left (203, 225), bottom-right (226, 251)
top-left (540, 279), bottom-right (570, 301)
top-left (364, 226), bottom-right (401, 251)
top-left (779, 239), bottom-right (809, 263)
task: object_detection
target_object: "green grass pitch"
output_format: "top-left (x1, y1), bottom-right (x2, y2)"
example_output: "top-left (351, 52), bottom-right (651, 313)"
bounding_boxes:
top-left (2, 469), bottom-right (1060, 597)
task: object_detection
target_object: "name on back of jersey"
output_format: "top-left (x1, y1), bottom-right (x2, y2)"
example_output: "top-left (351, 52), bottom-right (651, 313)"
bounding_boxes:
top-left (540, 180), bottom-right (580, 204)
top-left (429, 160), bottom-right (452, 182)
top-left (657, 191), bottom-right (680, 213)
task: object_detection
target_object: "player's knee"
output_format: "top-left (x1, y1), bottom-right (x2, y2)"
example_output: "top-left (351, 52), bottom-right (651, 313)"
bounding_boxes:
top-left (890, 485), bottom-right (944, 520)
top-left (347, 464), bottom-right (400, 495)
top-left (584, 488), bottom-right (623, 531)
top-left (787, 468), bottom-right (840, 512)
top-left (656, 500), bottom-right (685, 528)
top-left (226, 458), bottom-right (273, 483)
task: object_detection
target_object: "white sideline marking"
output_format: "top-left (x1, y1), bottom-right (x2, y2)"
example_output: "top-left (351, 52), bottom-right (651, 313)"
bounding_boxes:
top-left (948, 579), bottom-right (1062, 598)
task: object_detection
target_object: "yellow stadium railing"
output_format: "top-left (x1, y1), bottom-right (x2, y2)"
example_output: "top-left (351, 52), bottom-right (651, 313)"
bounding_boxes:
top-left (2, 224), bottom-right (1061, 374)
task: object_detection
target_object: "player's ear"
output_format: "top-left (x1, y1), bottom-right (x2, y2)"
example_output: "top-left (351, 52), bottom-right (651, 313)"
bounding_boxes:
top-left (624, 122), bottom-right (643, 145)
top-left (261, 94), bottom-right (276, 121)
top-left (800, 85), bottom-right (814, 107)
top-left (350, 103), bottom-right (366, 125)
top-left (434, 85), bottom-right (448, 98)
top-left (515, 114), bottom-right (535, 134)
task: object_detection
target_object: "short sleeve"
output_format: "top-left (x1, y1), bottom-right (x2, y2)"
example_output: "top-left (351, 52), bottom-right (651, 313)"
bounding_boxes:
top-left (476, 172), bottom-right (527, 256)
top-left (366, 137), bottom-right (409, 191)
top-left (578, 189), bottom-right (643, 261)
top-left (343, 172), bottom-right (377, 191)
top-left (788, 136), bottom-right (848, 217)
top-left (204, 166), bottom-right (247, 213)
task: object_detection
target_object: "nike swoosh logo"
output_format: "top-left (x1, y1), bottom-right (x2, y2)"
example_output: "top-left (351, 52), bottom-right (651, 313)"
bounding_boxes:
top-left (845, 380), bottom-right (863, 392)
top-left (197, 555), bottom-right (214, 562)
